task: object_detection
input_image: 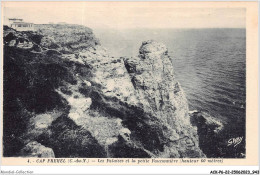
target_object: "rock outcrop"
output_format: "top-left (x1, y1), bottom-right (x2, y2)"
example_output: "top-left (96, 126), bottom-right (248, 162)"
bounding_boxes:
top-left (124, 40), bottom-right (205, 157)
top-left (189, 111), bottom-right (235, 158)
top-left (19, 141), bottom-right (55, 158)
top-left (3, 24), bottom-right (205, 158)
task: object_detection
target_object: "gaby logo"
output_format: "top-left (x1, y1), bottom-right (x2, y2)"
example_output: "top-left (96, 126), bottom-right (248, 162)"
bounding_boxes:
top-left (227, 137), bottom-right (243, 147)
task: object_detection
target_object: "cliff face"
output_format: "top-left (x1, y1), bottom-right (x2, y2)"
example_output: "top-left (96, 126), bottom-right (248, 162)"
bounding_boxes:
top-left (3, 24), bottom-right (205, 158)
top-left (35, 24), bottom-right (100, 53)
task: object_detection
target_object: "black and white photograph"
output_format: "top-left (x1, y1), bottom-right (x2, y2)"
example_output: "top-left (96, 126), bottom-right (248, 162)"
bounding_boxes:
top-left (1, 1), bottom-right (253, 163)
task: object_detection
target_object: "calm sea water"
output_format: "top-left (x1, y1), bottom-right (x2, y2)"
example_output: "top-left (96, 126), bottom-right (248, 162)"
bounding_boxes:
top-left (94, 28), bottom-right (246, 157)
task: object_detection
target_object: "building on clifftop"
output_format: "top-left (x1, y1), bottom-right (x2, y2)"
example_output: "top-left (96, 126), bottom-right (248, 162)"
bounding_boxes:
top-left (5, 18), bottom-right (34, 31)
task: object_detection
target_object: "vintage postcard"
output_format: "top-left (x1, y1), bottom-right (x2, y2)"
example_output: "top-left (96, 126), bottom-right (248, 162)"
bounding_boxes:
top-left (0, 1), bottom-right (259, 173)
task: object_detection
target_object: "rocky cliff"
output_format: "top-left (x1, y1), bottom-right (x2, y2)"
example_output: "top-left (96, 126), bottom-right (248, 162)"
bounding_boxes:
top-left (3, 24), bottom-right (206, 158)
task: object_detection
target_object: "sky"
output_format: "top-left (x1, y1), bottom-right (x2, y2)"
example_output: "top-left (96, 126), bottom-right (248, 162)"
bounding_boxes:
top-left (2, 2), bottom-right (246, 29)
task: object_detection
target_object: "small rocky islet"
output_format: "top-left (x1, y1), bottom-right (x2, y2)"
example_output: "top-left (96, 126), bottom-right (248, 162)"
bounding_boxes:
top-left (3, 24), bottom-right (223, 158)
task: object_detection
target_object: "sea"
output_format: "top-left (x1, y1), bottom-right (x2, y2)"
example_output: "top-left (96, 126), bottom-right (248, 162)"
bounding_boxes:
top-left (94, 28), bottom-right (246, 158)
